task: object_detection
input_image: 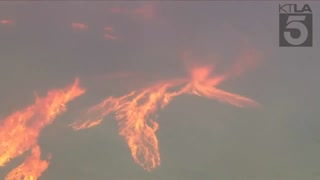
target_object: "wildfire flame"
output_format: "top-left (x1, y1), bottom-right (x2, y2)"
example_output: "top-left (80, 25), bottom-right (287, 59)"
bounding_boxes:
top-left (0, 78), bottom-right (85, 179)
top-left (70, 54), bottom-right (260, 171)
top-left (5, 146), bottom-right (51, 180)
top-left (71, 79), bottom-right (185, 171)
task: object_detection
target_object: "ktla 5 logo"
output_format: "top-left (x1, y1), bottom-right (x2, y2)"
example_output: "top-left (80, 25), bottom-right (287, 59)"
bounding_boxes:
top-left (279, 4), bottom-right (313, 47)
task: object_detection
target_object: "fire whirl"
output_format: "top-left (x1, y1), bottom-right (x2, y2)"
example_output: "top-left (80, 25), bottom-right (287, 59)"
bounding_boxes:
top-left (0, 78), bottom-right (85, 180)
top-left (71, 52), bottom-right (260, 172)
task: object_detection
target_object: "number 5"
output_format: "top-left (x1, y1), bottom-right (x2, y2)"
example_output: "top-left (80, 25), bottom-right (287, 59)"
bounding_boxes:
top-left (284, 16), bottom-right (308, 45)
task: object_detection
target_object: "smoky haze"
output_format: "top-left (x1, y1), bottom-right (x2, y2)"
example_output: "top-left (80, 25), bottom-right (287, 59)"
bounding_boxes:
top-left (0, 1), bottom-right (320, 180)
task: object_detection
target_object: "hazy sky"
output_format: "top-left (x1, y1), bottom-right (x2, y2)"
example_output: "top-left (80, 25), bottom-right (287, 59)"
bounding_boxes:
top-left (0, 1), bottom-right (320, 180)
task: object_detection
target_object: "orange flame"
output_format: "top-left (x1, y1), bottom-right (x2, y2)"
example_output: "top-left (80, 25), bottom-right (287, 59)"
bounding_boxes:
top-left (71, 54), bottom-right (259, 171)
top-left (71, 79), bottom-right (185, 171)
top-left (180, 65), bottom-right (259, 108)
top-left (5, 146), bottom-right (51, 180)
top-left (0, 78), bottom-right (85, 169)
